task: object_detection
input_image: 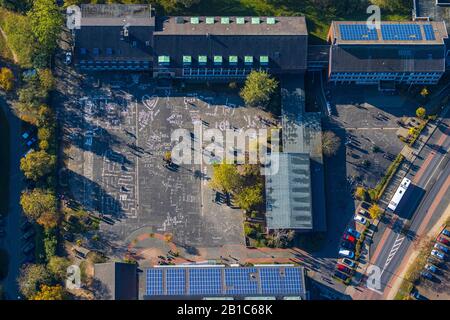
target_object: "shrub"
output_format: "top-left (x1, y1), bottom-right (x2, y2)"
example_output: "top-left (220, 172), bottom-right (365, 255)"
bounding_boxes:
top-left (416, 107), bottom-right (426, 119)
top-left (0, 67), bottom-right (14, 91)
top-left (354, 187), bottom-right (367, 201)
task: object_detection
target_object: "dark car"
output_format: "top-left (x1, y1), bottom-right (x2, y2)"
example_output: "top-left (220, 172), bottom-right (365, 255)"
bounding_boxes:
top-left (437, 236), bottom-right (450, 246)
top-left (334, 271), bottom-right (348, 281)
top-left (347, 228), bottom-right (361, 239)
top-left (337, 264), bottom-right (352, 274)
top-left (340, 240), bottom-right (355, 250)
top-left (420, 271), bottom-right (434, 281)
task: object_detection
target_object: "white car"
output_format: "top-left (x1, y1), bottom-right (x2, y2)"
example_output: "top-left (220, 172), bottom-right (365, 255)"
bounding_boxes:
top-left (434, 243), bottom-right (449, 254)
top-left (65, 52), bottom-right (72, 65)
top-left (338, 249), bottom-right (354, 259)
top-left (354, 214), bottom-right (368, 225)
top-left (431, 249), bottom-right (445, 260)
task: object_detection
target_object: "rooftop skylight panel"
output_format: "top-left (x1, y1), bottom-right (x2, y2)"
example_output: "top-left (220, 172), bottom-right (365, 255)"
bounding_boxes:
top-left (183, 55), bottom-right (192, 65)
top-left (190, 17), bottom-right (199, 24)
top-left (245, 55), bottom-right (253, 65)
top-left (251, 17), bottom-right (261, 24)
top-left (229, 55), bottom-right (238, 65)
top-left (236, 17), bottom-right (245, 24)
top-left (214, 56), bottom-right (223, 64)
top-left (221, 17), bottom-right (230, 24)
top-left (206, 17), bottom-right (215, 24)
top-left (158, 55), bottom-right (170, 64)
top-left (198, 55), bottom-right (207, 65)
top-left (267, 17), bottom-right (276, 25)
top-left (260, 55), bottom-right (269, 65)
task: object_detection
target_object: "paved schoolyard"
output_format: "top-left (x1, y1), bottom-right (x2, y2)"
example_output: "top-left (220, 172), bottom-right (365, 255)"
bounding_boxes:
top-left (63, 75), bottom-right (278, 252)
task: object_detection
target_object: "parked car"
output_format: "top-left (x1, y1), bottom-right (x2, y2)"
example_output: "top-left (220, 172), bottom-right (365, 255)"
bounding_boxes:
top-left (20, 220), bottom-right (30, 231)
top-left (431, 249), bottom-right (445, 260)
top-left (420, 271), bottom-right (434, 281)
top-left (334, 271), bottom-right (348, 281)
top-left (342, 258), bottom-right (356, 268)
top-left (337, 264), bottom-right (352, 274)
top-left (358, 209), bottom-right (368, 217)
top-left (442, 229), bottom-right (450, 237)
top-left (26, 137), bottom-right (37, 147)
top-left (338, 249), bottom-right (355, 259)
top-left (22, 148), bottom-right (34, 158)
top-left (437, 236), bottom-right (450, 246)
top-left (22, 242), bottom-right (35, 254)
top-left (65, 52), bottom-right (72, 65)
top-left (340, 240), bottom-right (355, 250)
top-left (424, 263), bottom-right (438, 274)
top-left (22, 128), bottom-right (36, 140)
top-left (354, 214), bottom-right (368, 226)
top-left (21, 229), bottom-right (35, 240)
top-left (434, 243), bottom-right (449, 254)
top-left (347, 228), bottom-right (361, 239)
top-left (410, 288), bottom-right (427, 300)
top-left (342, 233), bottom-right (356, 243)
top-left (427, 257), bottom-right (443, 267)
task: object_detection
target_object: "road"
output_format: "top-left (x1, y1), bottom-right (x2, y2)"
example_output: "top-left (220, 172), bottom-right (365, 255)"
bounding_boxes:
top-left (353, 112), bottom-right (450, 299)
top-left (0, 97), bottom-right (24, 299)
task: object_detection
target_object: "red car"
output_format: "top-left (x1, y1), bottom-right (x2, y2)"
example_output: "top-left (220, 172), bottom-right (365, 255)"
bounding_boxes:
top-left (437, 236), bottom-right (450, 246)
top-left (343, 233), bottom-right (356, 243)
top-left (337, 264), bottom-right (352, 274)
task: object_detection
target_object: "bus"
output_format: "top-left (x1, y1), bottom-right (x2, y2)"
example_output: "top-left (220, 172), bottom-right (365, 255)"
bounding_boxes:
top-left (387, 177), bottom-right (411, 212)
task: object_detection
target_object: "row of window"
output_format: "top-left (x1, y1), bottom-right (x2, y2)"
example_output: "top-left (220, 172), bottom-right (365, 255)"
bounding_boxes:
top-left (181, 68), bottom-right (255, 77)
top-left (158, 55), bottom-right (270, 66)
top-left (186, 16), bottom-right (276, 25)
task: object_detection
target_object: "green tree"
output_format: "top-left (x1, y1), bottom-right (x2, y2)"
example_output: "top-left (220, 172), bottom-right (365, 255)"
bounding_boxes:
top-left (20, 150), bottom-right (56, 181)
top-left (209, 163), bottom-right (243, 194)
top-left (18, 264), bottom-right (52, 298)
top-left (28, 0), bottom-right (63, 58)
top-left (37, 68), bottom-right (55, 92)
top-left (20, 188), bottom-right (56, 221)
top-left (47, 256), bottom-right (70, 281)
top-left (416, 107), bottom-right (426, 119)
top-left (240, 70), bottom-right (278, 108)
top-left (235, 184), bottom-right (263, 211)
top-left (0, 67), bottom-right (14, 91)
top-left (322, 131), bottom-right (341, 157)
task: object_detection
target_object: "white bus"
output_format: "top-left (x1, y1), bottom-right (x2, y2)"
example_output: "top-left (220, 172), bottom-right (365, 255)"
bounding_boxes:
top-left (387, 177), bottom-right (411, 212)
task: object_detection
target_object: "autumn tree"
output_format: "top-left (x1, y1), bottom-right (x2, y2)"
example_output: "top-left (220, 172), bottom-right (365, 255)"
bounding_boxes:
top-left (322, 131), bottom-right (341, 157)
top-left (416, 107), bottom-right (426, 119)
top-left (37, 68), bottom-right (55, 92)
top-left (20, 150), bottom-right (56, 181)
top-left (368, 204), bottom-right (382, 220)
top-left (32, 284), bottom-right (66, 300)
top-left (235, 184), bottom-right (264, 212)
top-left (0, 67), bottom-right (14, 91)
top-left (18, 264), bottom-right (52, 298)
top-left (209, 163), bottom-right (243, 194)
top-left (20, 188), bottom-right (56, 221)
top-left (240, 71), bottom-right (278, 109)
top-left (354, 186), bottom-right (367, 201)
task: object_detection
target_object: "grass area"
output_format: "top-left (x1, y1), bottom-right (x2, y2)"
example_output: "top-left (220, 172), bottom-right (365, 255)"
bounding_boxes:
top-left (0, 106), bottom-right (9, 216)
top-left (0, 31), bottom-right (13, 61)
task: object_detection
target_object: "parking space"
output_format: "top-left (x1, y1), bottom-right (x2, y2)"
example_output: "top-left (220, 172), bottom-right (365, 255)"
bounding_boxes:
top-left (62, 75), bottom-right (278, 251)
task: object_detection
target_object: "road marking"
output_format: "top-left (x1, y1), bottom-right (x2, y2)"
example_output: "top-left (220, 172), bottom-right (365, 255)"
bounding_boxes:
top-left (381, 235), bottom-right (405, 274)
top-left (423, 151), bottom-right (449, 190)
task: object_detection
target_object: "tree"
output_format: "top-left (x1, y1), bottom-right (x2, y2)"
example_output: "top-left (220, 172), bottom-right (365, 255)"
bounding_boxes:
top-left (32, 284), bottom-right (66, 300)
top-left (368, 204), bottom-right (382, 220)
top-left (235, 184), bottom-right (263, 211)
top-left (0, 67), bottom-right (14, 91)
top-left (20, 188), bottom-right (56, 221)
top-left (209, 164), bottom-right (243, 194)
top-left (416, 107), bottom-right (426, 119)
top-left (47, 256), bottom-right (70, 281)
top-left (37, 68), bottom-right (55, 92)
top-left (20, 149), bottom-right (56, 181)
top-left (322, 131), bottom-right (341, 157)
top-left (28, 0), bottom-right (63, 56)
top-left (163, 151), bottom-right (172, 164)
top-left (37, 211), bottom-right (59, 230)
top-left (354, 186), bottom-right (367, 201)
top-left (18, 264), bottom-right (52, 298)
top-left (420, 87), bottom-right (429, 98)
top-left (240, 71), bottom-right (278, 108)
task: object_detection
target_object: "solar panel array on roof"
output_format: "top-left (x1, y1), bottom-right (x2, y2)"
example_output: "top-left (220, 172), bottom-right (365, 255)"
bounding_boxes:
top-left (423, 24), bottom-right (436, 40)
top-left (381, 24), bottom-right (422, 40)
top-left (339, 24), bottom-right (378, 41)
top-left (145, 266), bottom-right (305, 298)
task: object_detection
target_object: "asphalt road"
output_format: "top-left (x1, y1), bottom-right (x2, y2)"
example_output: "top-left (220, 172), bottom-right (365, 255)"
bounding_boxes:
top-left (354, 113), bottom-right (450, 299)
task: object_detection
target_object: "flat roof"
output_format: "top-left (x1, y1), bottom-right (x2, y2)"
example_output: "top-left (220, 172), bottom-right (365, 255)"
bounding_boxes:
top-left (330, 21), bottom-right (448, 45)
top-left (144, 265), bottom-right (306, 299)
top-left (154, 16), bottom-right (308, 36)
top-left (80, 4), bottom-right (154, 26)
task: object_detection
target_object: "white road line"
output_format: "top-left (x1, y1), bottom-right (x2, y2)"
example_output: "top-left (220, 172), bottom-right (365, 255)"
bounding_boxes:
top-left (423, 145), bottom-right (450, 190)
top-left (382, 235), bottom-right (405, 272)
top-left (135, 98), bottom-right (140, 213)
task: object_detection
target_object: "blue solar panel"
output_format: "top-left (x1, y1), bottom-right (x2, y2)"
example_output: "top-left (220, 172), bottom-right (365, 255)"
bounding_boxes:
top-left (423, 25), bottom-right (436, 40)
top-left (339, 24), bottom-right (378, 41)
top-left (224, 268), bottom-right (258, 295)
top-left (381, 24), bottom-right (422, 40)
top-left (188, 268), bottom-right (222, 295)
top-left (166, 268), bottom-right (186, 295)
top-left (146, 269), bottom-right (163, 296)
top-left (259, 267), bottom-right (302, 295)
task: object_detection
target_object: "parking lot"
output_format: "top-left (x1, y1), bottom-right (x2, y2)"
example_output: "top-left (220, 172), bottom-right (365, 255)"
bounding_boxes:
top-left (61, 74), bottom-right (278, 252)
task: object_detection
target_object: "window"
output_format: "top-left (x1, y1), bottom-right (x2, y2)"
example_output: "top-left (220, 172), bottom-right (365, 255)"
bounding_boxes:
top-left (266, 17), bottom-right (276, 25)
top-left (106, 48), bottom-right (113, 55)
top-left (93, 48), bottom-right (100, 56)
top-left (251, 17), bottom-right (260, 24)
top-left (158, 55), bottom-right (170, 65)
top-left (214, 56), bottom-right (222, 65)
top-left (244, 56), bottom-right (253, 65)
top-left (183, 55), bottom-right (192, 65)
top-left (191, 17), bottom-right (199, 24)
top-left (198, 55), bottom-right (207, 65)
top-left (260, 55), bottom-right (269, 65)
top-left (80, 48), bottom-right (87, 55)
top-left (145, 41), bottom-right (150, 46)
top-left (229, 55), bottom-right (238, 65)
top-left (132, 41), bottom-right (137, 48)
top-left (221, 17), bottom-right (230, 24)
top-left (236, 17), bottom-right (245, 24)
top-left (206, 17), bottom-right (215, 24)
